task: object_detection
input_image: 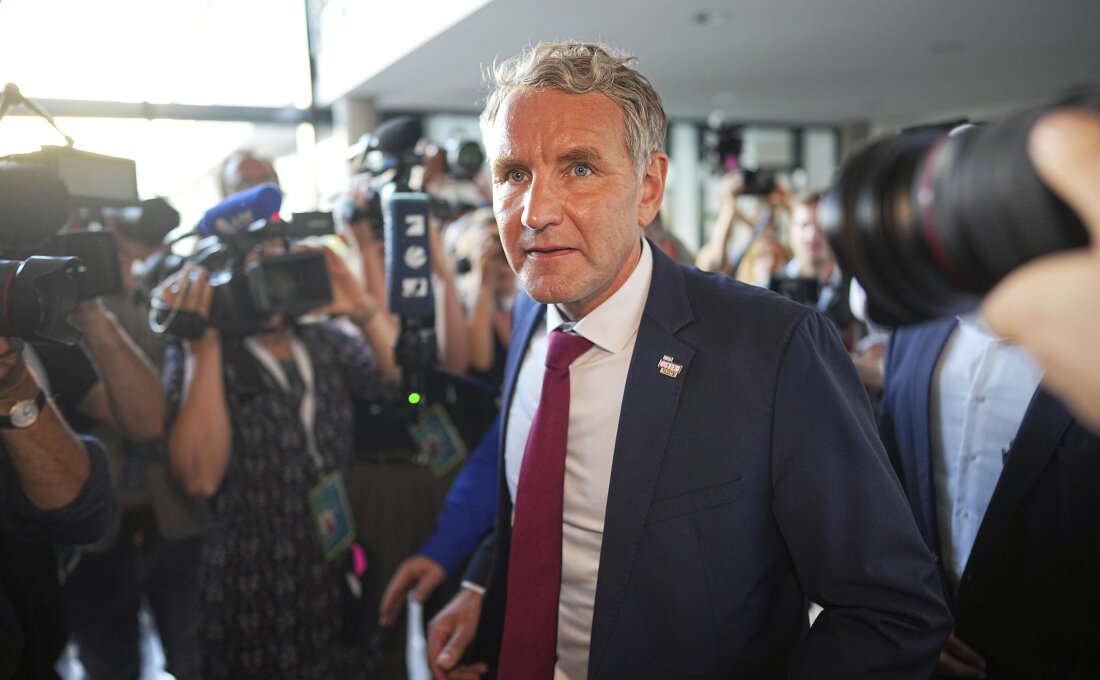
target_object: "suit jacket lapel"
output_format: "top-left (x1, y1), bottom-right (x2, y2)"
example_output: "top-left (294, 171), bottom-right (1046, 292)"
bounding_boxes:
top-left (909, 320), bottom-right (957, 551)
top-left (501, 293), bottom-right (544, 436)
top-left (588, 243), bottom-right (694, 679)
top-left (963, 388), bottom-right (1072, 579)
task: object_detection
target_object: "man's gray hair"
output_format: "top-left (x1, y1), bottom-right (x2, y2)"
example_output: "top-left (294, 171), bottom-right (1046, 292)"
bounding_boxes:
top-left (480, 41), bottom-right (668, 177)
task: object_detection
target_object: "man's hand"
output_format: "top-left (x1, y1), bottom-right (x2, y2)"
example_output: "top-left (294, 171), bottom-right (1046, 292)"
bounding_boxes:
top-left (0, 337), bottom-right (27, 390)
top-left (379, 555), bottom-right (446, 627)
top-left (427, 587), bottom-right (488, 680)
top-left (936, 632), bottom-right (987, 678)
top-left (982, 107), bottom-right (1100, 429)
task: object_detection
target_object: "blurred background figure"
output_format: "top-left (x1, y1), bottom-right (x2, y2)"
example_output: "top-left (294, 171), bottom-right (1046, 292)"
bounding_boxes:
top-left (219, 150), bottom-right (280, 199)
top-left (453, 207), bottom-right (515, 391)
top-left (643, 213), bottom-right (694, 265)
top-left (695, 170), bottom-right (788, 278)
top-left (880, 314), bottom-right (1100, 678)
top-left (734, 235), bottom-right (792, 288)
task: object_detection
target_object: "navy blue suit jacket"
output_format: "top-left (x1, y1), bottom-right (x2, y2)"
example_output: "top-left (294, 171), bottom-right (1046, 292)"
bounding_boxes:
top-left (464, 242), bottom-right (950, 679)
top-left (880, 318), bottom-right (1100, 678)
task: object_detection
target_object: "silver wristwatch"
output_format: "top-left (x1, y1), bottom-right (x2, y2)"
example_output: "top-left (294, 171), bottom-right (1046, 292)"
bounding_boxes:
top-left (1, 391), bottom-right (47, 429)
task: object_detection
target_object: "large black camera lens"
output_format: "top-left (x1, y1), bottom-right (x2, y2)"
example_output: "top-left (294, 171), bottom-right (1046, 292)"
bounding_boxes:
top-left (0, 256), bottom-right (85, 344)
top-left (820, 87), bottom-right (1099, 326)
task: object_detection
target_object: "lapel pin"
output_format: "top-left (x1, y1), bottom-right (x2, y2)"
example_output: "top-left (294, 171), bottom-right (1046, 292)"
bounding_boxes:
top-left (658, 355), bottom-right (683, 379)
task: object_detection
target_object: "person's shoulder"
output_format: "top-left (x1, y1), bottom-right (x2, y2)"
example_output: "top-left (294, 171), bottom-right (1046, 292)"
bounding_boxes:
top-left (678, 263), bottom-right (814, 328)
top-left (299, 318), bottom-right (358, 344)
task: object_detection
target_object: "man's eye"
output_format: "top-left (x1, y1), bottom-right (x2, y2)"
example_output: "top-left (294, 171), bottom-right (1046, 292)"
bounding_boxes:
top-left (507, 170), bottom-right (527, 182)
top-left (573, 165), bottom-right (592, 177)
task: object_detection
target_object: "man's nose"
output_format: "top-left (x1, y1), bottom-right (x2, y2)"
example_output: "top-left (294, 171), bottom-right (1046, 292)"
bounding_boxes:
top-left (521, 177), bottom-right (563, 230)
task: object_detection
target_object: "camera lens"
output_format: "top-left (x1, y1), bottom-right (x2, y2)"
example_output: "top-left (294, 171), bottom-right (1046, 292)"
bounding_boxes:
top-left (820, 87), bottom-right (1098, 326)
top-left (0, 256), bottom-right (84, 344)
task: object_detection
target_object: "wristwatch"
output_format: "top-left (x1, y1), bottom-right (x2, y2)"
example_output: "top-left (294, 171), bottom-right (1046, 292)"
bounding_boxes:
top-left (0, 391), bottom-right (47, 429)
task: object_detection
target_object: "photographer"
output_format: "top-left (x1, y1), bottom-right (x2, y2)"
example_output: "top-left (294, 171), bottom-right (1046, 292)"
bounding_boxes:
top-left (51, 202), bottom-right (211, 680)
top-left (695, 171), bottom-right (787, 276)
top-left (454, 207), bottom-right (515, 389)
top-left (0, 337), bottom-right (110, 678)
top-left (155, 236), bottom-right (395, 679)
top-left (983, 107), bottom-right (1100, 431)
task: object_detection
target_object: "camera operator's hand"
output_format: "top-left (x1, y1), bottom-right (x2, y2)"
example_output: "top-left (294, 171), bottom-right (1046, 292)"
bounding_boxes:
top-left (983, 107), bottom-right (1100, 430)
top-left (316, 246), bottom-right (398, 381)
top-left (153, 263), bottom-right (214, 322)
top-left (317, 245), bottom-right (378, 323)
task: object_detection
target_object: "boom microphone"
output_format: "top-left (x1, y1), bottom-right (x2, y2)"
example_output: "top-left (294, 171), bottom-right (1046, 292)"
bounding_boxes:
top-left (197, 182), bottom-right (282, 238)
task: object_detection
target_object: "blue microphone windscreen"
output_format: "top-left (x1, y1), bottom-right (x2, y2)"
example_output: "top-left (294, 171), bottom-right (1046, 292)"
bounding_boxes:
top-left (198, 183), bottom-right (282, 238)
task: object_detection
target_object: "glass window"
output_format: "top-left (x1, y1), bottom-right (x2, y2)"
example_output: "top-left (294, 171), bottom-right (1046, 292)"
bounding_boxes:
top-left (0, 0), bottom-right (312, 107)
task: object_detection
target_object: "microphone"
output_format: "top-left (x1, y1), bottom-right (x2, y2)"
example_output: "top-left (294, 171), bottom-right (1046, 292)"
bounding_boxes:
top-left (384, 191), bottom-right (434, 318)
top-left (198, 183), bottom-right (282, 238)
top-left (384, 190), bottom-right (437, 404)
top-left (374, 116), bottom-right (423, 156)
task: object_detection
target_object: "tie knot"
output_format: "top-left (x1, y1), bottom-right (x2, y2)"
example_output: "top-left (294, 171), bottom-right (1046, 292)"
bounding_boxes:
top-left (545, 329), bottom-right (593, 370)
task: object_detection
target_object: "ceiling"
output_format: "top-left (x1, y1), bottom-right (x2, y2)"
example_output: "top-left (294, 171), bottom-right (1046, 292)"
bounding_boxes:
top-left (342, 0), bottom-right (1100, 128)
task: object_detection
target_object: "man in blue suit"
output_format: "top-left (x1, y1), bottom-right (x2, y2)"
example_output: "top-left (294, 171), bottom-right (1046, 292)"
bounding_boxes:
top-left (427, 41), bottom-right (951, 680)
top-left (880, 316), bottom-right (1100, 678)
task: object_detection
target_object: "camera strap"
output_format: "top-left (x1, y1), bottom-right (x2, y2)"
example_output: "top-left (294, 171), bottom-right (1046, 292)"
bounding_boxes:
top-left (243, 335), bottom-right (324, 472)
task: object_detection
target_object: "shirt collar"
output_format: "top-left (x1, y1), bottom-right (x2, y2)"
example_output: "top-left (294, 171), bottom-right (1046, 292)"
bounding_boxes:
top-left (545, 237), bottom-right (654, 354)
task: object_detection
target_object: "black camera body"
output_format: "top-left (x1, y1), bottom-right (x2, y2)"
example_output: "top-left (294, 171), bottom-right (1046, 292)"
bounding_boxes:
top-left (0, 151), bottom-right (133, 343)
top-left (151, 213), bottom-right (335, 340)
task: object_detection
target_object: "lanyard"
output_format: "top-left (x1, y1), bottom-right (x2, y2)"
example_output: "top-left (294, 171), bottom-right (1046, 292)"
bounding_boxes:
top-left (243, 334), bottom-right (325, 472)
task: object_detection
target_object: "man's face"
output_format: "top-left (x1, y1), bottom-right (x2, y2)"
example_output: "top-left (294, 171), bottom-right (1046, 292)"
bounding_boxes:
top-left (485, 88), bottom-right (667, 320)
top-left (791, 202), bottom-right (833, 272)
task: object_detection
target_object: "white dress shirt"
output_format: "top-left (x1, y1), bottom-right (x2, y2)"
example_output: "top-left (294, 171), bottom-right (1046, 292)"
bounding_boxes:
top-left (505, 238), bottom-right (654, 680)
top-left (930, 315), bottom-right (1044, 591)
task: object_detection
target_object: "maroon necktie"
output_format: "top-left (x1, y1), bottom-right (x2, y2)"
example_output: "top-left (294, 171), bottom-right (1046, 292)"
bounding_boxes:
top-left (497, 329), bottom-right (593, 679)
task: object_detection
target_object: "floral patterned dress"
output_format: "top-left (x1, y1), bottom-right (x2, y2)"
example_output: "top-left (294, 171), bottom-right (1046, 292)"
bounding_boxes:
top-left (164, 321), bottom-right (389, 679)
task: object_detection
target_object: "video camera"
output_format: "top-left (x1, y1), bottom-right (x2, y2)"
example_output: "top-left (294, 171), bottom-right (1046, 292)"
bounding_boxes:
top-left (819, 86), bottom-right (1099, 327)
top-left (149, 183), bottom-right (335, 340)
top-left (348, 116), bottom-right (485, 226)
top-left (0, 150), bottom-right (133, 344)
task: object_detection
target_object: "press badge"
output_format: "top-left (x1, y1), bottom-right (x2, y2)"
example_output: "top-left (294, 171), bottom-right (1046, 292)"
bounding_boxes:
top-left (408, 403), bottom-right (468, 478)
top-left (308, 472), bottom-right (355, 561)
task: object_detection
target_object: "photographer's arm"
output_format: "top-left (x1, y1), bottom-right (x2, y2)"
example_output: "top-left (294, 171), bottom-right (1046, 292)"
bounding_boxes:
top-left (465, 240), bottom-right (506, 374)
top-left (983, 108), bottom-right (1100, 430)
top-left (0, 339), bottom-right (93, 510)
top-left (696, 172), bottom-right (748, 274)
top-left (71, 299), bottom-right (167, 441)
top-left (430, 221), bottom-right (471, 375)
top-left (321, 246), bottom-right (399, 381)
top-left (156, 266), bottom-right (233, 497)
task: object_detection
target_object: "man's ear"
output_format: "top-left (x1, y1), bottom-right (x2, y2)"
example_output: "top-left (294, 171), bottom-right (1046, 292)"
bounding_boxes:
top-left (637, 151), bottom-right (669, 227)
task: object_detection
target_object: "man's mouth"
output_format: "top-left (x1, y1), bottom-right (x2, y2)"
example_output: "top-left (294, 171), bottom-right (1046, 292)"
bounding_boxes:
top-left (526, 246), bottom-right (574, 259)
